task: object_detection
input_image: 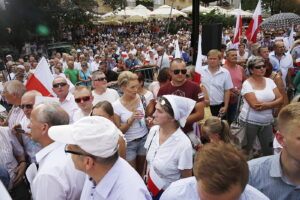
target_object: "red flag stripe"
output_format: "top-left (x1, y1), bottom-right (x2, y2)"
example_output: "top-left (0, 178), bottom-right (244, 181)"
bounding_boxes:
top-left (26, 74), bottom-right (52, 97)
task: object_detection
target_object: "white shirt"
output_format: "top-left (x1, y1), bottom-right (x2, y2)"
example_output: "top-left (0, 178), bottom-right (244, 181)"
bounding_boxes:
top-left (73, 109), bottom-right (91, 122)
top-left (239, 78), bottom-right (276, 125)
top-left (113, 99), bottom-right (148, 142)
top-left (80, 158), bottom-right (151, 200)
top-left (90, 61), bottom-right (100, 72)
top-left (144, 126), bottom-right (193, 189)
top-left (92, 88), bottom-right (120, 106)
top-left (160, 177), bottom-right (269, 200)
top-left (199, 65), bottom-right (233, 105)
top-left (237, 51), bottom-right (249, 60)
top-left (269, 51), bottom-right (293, 88)
top-left (31, 142), bottom-right (85, 200)
top-left (20, 116), bottom-right (41, 163)
top-left (59, 93), bottom-right (79, 124)
top-left (157, 53), bottom-right (170, 69)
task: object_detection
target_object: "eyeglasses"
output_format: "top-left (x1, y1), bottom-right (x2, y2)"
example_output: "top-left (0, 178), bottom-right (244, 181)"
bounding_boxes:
top-left (75, 96), bottom-right (91, 103)
top-left (21, 104), bottom-right (34, 109)
top-left (64, 145), bottom-right (93, 157)
top-left (93, 77), bottom-right (106, 82)
top-left (253, 65), bottom-right (266, 69)
top-left (53, 82), bottom-right (67, 88)
top-left (173, 69), bottom-right (187, 75)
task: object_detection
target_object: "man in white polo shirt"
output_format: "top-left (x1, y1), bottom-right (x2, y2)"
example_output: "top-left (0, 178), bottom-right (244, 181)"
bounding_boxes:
top-left (48, 116), bottom-right (151, 200)
top-left (199, 49), bottom-right (233, 117)
top-left (91, 71), bottom-right (119, 105)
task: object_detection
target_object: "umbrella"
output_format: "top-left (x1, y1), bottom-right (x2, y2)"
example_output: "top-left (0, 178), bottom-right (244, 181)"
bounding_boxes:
top-left (181, 5), bottom-right (211, 14)
top-left (226, 9), bottom-right (253, 17)
top-left (148, 5), bottom-right (187, 19)
top-left (98, 19), bottom-right (122, 25)
top-left (133, 4), bottom-right (152, 15)
top-left (260, 13), bottom-right (300, 29)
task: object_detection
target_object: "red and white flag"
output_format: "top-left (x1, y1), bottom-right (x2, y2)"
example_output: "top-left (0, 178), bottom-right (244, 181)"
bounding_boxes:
top-left (233, 5), bottom-right (243, 44)
top-left (296, 58), bottom-right (300, 67)
top-left (194, 35), bottom-right (202, 84)
top-left (245, 0), bottom-right (262, 43)
top-left (25, 57), bottom-right (55, 97)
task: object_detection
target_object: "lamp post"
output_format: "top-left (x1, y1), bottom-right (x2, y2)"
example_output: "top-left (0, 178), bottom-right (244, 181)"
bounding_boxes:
top-left (191, 0), bottom-right (200, 64)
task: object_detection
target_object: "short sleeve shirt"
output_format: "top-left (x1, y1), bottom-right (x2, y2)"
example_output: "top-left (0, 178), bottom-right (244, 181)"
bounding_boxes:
top-left (64, 68), bottom-right (79, 85)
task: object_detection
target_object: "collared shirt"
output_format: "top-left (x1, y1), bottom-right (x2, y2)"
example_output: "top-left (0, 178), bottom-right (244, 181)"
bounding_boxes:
top-left (92, 88), bottom-right (119, 106)
top-left (144, 126), bottom-right (193, 189)
top-left (80, 158), bottom-right (151, 200)
top-left (248, 153), bottom-right (300, 200)
top-left (199, 65), bottom-right (233, 105)
top-left (0, 127), bottom-right (24, 189)
top-left (160, 177), bottom-right (269, 200)
top-left (31, 142), bottom-right (85, 200)
top-left (59, 92), bottom-right (79, 124)
top-left (20, 116), bottom-right (41, 163)
top-left (269, 51), bottom-right (293, 88)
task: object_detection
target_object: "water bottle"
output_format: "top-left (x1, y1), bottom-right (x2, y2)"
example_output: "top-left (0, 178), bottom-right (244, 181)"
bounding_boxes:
top-left (136, 104), bottom-right (146, 128)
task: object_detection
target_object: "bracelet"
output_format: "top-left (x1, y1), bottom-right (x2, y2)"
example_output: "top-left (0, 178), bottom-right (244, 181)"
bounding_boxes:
top-left (18, 160), bottom-right (27, 165)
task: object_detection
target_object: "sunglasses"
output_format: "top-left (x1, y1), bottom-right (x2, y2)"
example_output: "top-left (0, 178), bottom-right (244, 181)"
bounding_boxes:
top-left (21, 104), bottom-right (34, 109)
top-left (93, 77), bottom-right (106, 81)
top-left (173, 69), bottom-right (187, 75)
top-left (53, 82), bottom-right (67, 88)
top-left (253, 65), bottom-right (266, 69)
top-left (75, 96), bottom-right (91, 103)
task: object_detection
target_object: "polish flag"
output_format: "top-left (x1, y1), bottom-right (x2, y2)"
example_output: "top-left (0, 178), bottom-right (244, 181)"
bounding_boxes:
top-left (296, 58), bottom-right (300, 67)
top-left (194, 35), bottom-right (202, 84)
top-left (245, 0), bottom-right (262, 43)
top-left (25, 57), bottom-right (55, 97)
top-left (233, 5), bottom-right (243, 44)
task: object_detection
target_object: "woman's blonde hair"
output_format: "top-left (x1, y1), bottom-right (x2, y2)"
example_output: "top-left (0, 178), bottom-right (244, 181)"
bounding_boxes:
top-left (203, 116), bottom-right (233, 144)
top-left (117, 71), bottom-right (138, 87)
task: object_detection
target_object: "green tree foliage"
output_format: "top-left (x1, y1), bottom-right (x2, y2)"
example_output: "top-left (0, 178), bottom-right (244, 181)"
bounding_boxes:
top-left (242, 0), bottom-right (300, 15)
top-left (200, 10), bottom-right (236, 27)
top-left (1, 0), bottom-right (97, 48)
top-left (103, 0), bottom-right (127, 10)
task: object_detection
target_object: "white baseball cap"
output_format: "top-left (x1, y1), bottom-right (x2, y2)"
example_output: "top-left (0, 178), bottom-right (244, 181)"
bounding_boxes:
top-left (16, 65), bottom-right (25, 70)
top-left (48, 116), bottom-right (120, 158)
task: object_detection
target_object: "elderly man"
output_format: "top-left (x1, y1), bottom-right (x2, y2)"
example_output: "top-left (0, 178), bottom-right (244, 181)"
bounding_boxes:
top-left (73, 86), bottom-right (94, 122)
top-left (269, 41), bottom-right (293, 88)
top-left (158, 58), bottom-right (205, 150)
top-left (248, 103), bottom-right (300, 199)
top-left (160, 143), bottom-right (269, 200)
top-left (156, 46), bottom-right (170, 69)
top-left (125, 53), bottom-right (139, 70)
top-left (27, 102), bottom-right (85, 199)
top-left (48, 116), bottom-right (151, 200)
top-left (92, 71), bottom-right (119, 105)
top-left (91, 54), bottom-right (101, 72)
top-left (52, 76), bottom-right (79, 123)
top-left (12, 90), bottom-right (42, 163)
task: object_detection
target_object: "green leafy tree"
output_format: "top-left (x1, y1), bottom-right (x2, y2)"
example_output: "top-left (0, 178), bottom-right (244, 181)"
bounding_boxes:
top-left (1, 0), bottom-right (97, 48)
top-left (103, 0), bottom-right (127, 10)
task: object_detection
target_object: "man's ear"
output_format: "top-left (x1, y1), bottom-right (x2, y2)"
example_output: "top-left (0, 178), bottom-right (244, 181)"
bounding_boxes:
top-left (276, 131), bottom-right (286, 148)
top-left (85, 157), bottom-right (95, 171)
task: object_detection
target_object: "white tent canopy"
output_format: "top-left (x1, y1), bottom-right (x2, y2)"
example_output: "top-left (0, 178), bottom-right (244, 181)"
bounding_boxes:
top-left (226, 9), bottom-right (253, 17)
top-left (102, 8), bottom-right (148, 22)
top-left (133, 4), bottom-right (152, 15)
top-left (148, 5), bottom-right (187, 18)
top-left (181, 5), bottom-right (211, 14)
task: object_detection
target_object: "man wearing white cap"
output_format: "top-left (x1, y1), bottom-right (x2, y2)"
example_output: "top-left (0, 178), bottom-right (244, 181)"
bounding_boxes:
top-left (49, 116), bottom-right (152, 200)
top-left (27, 102), bottom-right (85, 200)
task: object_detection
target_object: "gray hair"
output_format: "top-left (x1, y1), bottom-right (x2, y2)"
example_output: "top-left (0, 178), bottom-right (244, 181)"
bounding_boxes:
top-left (4, 80), bottom-right (26, 97)
top-left (92, 71), bottom-right (105, 81)
top-left (23, 90), bottom-right (42, 98)
top-left (34, 102), bottom-right (69, 126)
top-left (247, 56), bottom-right (265, 70)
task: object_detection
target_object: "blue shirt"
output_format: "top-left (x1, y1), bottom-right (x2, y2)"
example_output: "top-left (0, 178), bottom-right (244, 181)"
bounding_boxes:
top-left (248, 153), bottom-right (300, 200)
top-left (80, 158), bottom-right (151, 200)
top-left (160, 177), bottom-right (269, 200)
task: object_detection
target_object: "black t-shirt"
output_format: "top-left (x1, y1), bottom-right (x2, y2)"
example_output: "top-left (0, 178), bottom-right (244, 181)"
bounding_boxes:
top-left (105, 70), bottom-right (118, 82)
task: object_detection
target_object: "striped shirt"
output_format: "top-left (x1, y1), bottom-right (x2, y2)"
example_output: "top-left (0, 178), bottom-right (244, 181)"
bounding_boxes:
top-left (248, 153), bottom-right (300, 200)
top-left (0, 127), bottom-right (24, 189)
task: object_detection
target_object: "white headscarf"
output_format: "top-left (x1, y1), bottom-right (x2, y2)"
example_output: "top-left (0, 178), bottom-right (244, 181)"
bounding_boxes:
top-left (162, 95), bottom-right (196, 127)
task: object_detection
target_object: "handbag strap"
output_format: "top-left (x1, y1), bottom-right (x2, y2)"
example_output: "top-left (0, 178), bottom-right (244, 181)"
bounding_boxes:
top-left (144, 130), bottom-right (158, 181)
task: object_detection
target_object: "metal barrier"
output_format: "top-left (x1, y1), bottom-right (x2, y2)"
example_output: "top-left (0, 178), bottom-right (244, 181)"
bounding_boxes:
top-left (134, 67), bottom-right (156, 83)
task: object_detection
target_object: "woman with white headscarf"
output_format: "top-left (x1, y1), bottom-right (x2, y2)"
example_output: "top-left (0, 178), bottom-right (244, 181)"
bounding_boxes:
top-left (144, 95), bottom-right (194, 200)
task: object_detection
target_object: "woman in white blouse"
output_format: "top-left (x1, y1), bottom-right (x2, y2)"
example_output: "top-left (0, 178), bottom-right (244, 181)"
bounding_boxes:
top-left (239, 56), bottom-right (283, 156)
top-left (144, 95), bottom-right (194, 199)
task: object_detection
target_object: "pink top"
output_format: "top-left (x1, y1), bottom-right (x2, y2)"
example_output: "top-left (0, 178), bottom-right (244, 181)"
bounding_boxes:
top-left (223, 64), bottom-right (243, 90)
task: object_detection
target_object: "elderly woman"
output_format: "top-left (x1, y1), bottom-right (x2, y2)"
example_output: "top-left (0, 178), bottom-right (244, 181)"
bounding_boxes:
top-left (113, 71), bottom-right (148, 175)
top-left (144, 95), bottom-right (194, 199)
top-left (239, 56), bottom-right (283, 156)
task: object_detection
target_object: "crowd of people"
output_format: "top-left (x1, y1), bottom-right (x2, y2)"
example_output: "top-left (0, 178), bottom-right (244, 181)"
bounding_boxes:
top-left (0, 21), bottom-right (300, 200)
